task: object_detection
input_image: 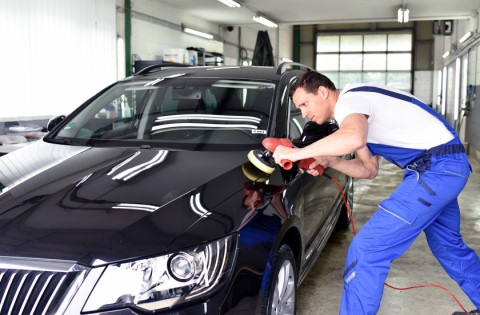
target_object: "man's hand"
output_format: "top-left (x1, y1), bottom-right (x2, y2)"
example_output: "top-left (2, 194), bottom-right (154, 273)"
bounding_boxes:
top-left (304, 156), bottom-right (338, 176)
top-left (273, 145), bottom-right (298, 165)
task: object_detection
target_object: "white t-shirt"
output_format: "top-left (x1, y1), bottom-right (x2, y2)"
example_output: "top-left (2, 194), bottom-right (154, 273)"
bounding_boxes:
top-left (334, 83), bottom-right (454, 150)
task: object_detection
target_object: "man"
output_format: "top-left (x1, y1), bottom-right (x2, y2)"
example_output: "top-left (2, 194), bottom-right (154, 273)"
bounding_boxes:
top-left (272, 71), bottom-right (480, 315)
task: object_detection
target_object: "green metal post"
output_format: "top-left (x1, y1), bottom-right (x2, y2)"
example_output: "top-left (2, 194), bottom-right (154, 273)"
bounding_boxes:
top-left (238, 27), bottom-right (241, 65)
top-left (293, 25), bottom-right (301, 63)
top-left (125, 0), bottom-right (132, 76)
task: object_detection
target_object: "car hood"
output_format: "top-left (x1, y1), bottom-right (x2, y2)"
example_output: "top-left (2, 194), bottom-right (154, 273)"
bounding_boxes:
top-left (0, 140), bottom-right (260, 266)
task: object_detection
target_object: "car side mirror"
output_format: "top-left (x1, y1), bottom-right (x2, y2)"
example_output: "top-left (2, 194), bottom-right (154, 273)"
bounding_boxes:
top-left (47, 115), bottom-right (66, 132)
top-left (292, 121), bottom-right (339, 148)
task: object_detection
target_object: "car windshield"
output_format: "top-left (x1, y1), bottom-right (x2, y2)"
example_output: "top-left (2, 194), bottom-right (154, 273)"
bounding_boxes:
top-left (51, 77), bottom-right (275, 150)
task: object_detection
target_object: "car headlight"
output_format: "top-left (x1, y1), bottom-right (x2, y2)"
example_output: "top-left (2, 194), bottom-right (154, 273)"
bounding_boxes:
top-left (83, 234), bottom-right (237, 312)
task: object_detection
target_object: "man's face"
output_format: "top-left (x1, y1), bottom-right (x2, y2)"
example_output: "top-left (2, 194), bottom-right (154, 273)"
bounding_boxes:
top-left (291, 87), bottom-right (328, 124)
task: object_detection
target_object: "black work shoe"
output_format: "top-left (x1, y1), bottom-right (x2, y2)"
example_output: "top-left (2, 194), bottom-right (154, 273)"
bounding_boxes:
top-left (452, 310), bottom-right (480, 315)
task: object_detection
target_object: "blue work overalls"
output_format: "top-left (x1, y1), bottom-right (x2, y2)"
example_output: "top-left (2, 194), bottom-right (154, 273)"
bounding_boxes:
top-left (339, 87), bottom-right (480, 315)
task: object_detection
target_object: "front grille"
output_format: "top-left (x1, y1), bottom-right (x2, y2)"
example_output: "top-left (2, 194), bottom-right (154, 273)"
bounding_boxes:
top-left (0, 268), bottom-right (86, 315)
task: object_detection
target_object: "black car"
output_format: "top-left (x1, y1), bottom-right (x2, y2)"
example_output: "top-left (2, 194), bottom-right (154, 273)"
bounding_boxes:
top-left (0, 62), bottom-right (353, 315)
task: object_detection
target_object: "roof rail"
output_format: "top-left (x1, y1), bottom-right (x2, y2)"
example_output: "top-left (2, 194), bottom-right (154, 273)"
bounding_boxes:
top-left (134, 62), bottom-right (191, 75)
top-left (276, 62), bottom-right (315, 75)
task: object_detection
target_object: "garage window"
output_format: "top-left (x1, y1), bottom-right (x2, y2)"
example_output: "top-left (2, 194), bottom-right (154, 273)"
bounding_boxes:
top-left (316, 33), bottom-right (412, 92)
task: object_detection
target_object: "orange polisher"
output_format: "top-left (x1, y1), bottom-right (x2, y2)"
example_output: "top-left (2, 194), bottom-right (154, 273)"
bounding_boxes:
top-left (247, 138), bottom-right (324, 175)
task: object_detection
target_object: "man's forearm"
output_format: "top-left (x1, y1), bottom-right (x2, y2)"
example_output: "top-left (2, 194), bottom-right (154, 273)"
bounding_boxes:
top-left (328, 157), bottom-right (377, 179)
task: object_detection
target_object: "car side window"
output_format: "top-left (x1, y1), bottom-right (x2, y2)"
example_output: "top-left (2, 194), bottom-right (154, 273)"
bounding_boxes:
top-left (288, 98), bottom-right (308, 141)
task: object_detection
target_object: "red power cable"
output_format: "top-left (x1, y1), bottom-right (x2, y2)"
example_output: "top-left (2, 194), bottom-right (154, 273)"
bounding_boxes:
top-left (328, 176), bottom-right (468, 313)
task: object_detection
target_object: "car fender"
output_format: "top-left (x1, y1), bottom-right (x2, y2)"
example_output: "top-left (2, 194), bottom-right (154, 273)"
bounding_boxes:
top-left (257, 212), bottom-right (303, 301)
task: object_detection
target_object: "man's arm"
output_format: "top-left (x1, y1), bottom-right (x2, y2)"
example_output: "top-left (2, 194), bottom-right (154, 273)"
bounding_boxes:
top-left (307, 147), bottom-right (379, 179)
top-left (273, 113), bottom-right (379, 179)
top-left (274, 113), bottom-right (367, 159)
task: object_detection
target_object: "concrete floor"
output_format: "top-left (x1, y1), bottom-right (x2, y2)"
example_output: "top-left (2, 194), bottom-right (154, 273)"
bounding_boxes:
top-left (297, 156), bottom-right (480, 315)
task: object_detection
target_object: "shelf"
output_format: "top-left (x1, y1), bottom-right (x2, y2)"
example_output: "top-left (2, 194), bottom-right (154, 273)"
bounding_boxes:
top-left (187, 47), bottom-right (224, 66)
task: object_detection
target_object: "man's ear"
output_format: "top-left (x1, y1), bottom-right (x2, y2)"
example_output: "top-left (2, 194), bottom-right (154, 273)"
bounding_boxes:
top-left (317, 86), bottom-right (329, 99)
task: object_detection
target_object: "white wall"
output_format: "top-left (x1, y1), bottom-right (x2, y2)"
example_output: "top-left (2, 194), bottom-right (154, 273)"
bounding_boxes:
top-left (278, 25), bottom-right (294, 62)
top-left (432, 9), bottom-right (480, 153)
top-left (413, 71), bottom-right (433, 105)
top-left (116, 0), bottom-right (292, 68)
top-left (0, 0), bottom-right (292, 122)
top-left (0, 0), bottom-right (117, 121)
top-left (117, 0), bottom-right (221, 62)
top-left (220, 25), bottom-right (292, 66)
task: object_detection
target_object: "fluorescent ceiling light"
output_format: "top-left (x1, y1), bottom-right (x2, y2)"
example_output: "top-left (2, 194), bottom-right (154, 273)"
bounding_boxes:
top-left (403, 8), bottom-right (409, 22)
top-left (397, 6), bottom-right (409, 23)
top-left (217, 0), bottom-right (241, 8)
top-left (183, 27), bottom-right (214, 40)
top-left (253, 14), bottom-right (278, 28)
top-left (442, 51), bottom-right (450, 59)
top-left (459, 31), bottom-right (473, 43)
top-left (397, 8), bottom-right (403, 23)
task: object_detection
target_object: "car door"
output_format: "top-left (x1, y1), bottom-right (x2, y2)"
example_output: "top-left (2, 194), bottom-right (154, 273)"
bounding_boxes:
top-left (287, 100), bottom-right (344, 256)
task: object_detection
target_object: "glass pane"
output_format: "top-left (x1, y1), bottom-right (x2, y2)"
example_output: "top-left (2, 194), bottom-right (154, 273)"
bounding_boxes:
top-left (363, 72), bottom-right (386, 85)
top-left (388, 34), bottom-right (412, 51)
top-left (289, 98), bottom-right (308, 139)
top-left (56, 79), bottom-right (273, 146)
top-left (387, 72), bottom-right (411, 90)
top-left (363, 54), bottom-right (386, 70)
top-left (364, 34), bottom-right (387, 51)
top-left (339, 72), bottom-right (362, 90)
top-left (321, 72), bottom-right (339, 89)
top-left (460, 54), bottom-right (468, 103)
top-left (340, 54), bottom-right (362, 71)
top-left (387, 53), bottom-right (411, 70)
top-left (340, 35), bottom-right (362, 52)
top-left (317, 36), bottom-right (339, 52)
top-left (317, 54), bottom-right (339, 71)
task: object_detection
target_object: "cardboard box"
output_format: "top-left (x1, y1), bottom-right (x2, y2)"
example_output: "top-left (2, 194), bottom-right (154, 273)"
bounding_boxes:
top-left (205, 40), bottom-right (224, 54)
top-left (187, 50), bottom-right (198, 65)
top-left (163, 48), bottom-right (187, 64)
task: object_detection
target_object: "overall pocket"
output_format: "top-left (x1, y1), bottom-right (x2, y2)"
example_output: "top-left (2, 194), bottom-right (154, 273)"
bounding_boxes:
top-left (437, 155), bottom-right (471, 179)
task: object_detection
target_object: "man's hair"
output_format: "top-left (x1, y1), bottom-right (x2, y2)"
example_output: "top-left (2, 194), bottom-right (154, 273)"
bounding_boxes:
top-left (290, 71), bottom-right (337, 97)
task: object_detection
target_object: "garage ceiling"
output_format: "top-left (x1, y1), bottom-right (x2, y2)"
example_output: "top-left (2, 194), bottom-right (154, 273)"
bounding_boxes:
top-left (159, 0), bottom-right (478, 28)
